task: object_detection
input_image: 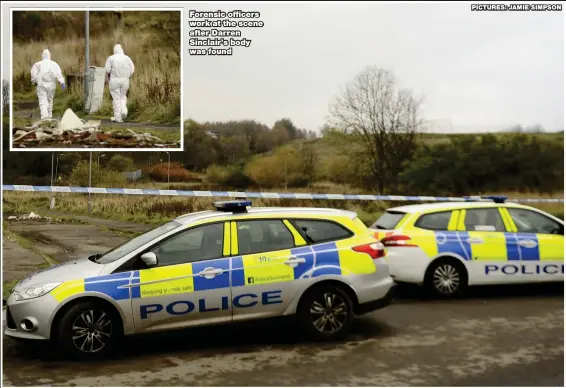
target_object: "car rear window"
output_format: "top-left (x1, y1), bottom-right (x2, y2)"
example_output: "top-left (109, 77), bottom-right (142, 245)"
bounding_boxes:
top-left (371, 211), bottom-right (406, 230)
top-left (292, 219), bottom-right (353, 244)
top-left (414, 211), bottom-right (452, 231)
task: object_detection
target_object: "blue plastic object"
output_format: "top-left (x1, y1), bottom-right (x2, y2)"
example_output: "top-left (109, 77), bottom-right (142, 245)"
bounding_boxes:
top-left (481, 195), bottom-right (508, 204)
top-left (213, 200), bottom-right (252, 212)
top-left (61, 83), bottom-right (66, 90)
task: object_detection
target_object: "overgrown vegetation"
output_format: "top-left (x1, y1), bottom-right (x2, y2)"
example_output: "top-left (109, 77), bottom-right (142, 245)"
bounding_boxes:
top-left (12, 11), bottom-right (181, 124)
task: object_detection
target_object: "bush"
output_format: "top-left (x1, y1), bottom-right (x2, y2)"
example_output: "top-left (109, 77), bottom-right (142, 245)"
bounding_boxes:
top-left (245, 155), bottom-right (284, 188)
top-left (69, 161), bottom-right (126, 187)
top-left (399, 133), bottom-right (564, 196)
top-left (107, 155), bottom-right (136, 172)
top-left (144, 162), bottom-right (199, 183)
top-left (205, 165), bottom-right (251, 189)
top-left (205, 165), bottom-right (229, 185)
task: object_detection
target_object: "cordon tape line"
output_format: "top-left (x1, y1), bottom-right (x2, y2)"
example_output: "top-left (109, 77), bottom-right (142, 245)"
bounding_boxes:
top-left (1, 185), bottom-right (564, 203)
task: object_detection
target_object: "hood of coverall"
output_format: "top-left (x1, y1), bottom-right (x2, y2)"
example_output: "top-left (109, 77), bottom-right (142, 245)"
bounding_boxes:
top-left (41, 49), bottom-right (51, 60)
top-left (113, 44), bottom-right (124, 55)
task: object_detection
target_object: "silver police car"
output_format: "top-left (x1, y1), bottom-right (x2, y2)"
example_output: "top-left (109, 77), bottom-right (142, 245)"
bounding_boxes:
top-left (4, 201), bottom-right (394, 359)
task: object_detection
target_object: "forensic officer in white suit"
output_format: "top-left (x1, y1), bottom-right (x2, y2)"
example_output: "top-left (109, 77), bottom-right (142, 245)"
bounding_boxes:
top-left (30, 49), bottom-right (66, 119)
top-left (104, 44), bottom-right (135, 122)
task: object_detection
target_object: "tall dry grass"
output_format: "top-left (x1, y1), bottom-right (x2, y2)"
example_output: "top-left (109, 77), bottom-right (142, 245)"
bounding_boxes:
top-left (12, 12), bottom-right (180, 124)
top-left (3, 190), bottom-right (563, 227)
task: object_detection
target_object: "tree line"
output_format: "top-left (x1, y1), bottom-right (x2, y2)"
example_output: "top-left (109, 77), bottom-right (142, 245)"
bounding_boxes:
top-left (2, 65), bottom-right (563, 196)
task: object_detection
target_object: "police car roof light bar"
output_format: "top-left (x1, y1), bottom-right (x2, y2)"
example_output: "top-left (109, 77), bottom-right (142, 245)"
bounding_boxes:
top-left (481, 195), bottom-right (508, 204)
top-left (213, 200), bottom-right (252, 213)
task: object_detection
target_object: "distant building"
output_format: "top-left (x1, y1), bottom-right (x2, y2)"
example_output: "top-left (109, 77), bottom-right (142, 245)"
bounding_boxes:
top-left (123, 170), bottom-right (142, 181)
top-left (205, 131), bottom-right (219, 139)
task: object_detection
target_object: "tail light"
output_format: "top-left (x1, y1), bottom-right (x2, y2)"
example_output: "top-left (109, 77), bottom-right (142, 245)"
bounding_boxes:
top-left (381, 235), bottom-right (417, 247)
top-left (352, 242), bottom-right (385, 259)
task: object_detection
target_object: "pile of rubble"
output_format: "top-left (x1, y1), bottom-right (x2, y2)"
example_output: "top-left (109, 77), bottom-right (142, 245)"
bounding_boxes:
top-left (13, 109), bottom-right (180, 148)
top-left (6, 212), bottom-right (54, 223)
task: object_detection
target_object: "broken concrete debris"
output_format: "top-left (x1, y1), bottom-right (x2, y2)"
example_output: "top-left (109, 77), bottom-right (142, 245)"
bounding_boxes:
top-left (13, 108), bottom-right (179, 148)
top-left (6, 212), bottom-right (54, 223)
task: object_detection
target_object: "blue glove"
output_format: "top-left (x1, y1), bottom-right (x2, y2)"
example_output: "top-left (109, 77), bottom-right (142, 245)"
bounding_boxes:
top-left (61, 83), bottom-right (66, 90)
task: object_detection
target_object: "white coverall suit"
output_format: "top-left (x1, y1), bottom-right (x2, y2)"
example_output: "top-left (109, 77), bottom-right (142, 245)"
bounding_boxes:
top-left (104, 44), bottom-right (135, 122)
top-left (30, 49), bottom-right (65, 119)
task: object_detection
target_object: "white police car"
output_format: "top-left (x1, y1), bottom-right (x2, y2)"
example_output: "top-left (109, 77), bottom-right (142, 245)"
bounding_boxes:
top-left (5, 201), bottom-right (394, 358)
top-left (369, 196), bottom-right (564, 297)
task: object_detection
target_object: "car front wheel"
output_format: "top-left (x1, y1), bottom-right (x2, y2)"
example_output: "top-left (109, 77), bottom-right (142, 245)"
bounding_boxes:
top-left (56, 300), bottom-right (122, 359)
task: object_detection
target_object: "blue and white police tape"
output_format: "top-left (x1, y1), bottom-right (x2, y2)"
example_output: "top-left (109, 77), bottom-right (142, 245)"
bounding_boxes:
top-left (2, 185), bottom-right (564, 203)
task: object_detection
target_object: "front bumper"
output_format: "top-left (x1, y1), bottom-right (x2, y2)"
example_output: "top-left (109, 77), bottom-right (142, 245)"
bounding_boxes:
top-left (3, 293), bottom-right (58, 341)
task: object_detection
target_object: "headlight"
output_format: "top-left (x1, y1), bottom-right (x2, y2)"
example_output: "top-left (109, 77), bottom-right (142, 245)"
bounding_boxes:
top-left (14, 282), bottom-right (62, 301)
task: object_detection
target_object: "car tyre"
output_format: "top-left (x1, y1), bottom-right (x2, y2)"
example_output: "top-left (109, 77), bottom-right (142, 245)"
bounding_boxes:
top-left (425, 259), bottom-right (468, 298)
top-left (297, 283), bottom-right (354, 341)
top-left (56, 300), bottom-right (122, 360)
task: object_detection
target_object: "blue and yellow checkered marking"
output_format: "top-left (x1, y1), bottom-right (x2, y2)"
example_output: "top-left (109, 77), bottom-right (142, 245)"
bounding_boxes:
top-left (51, 240), bottom-right (378, 303)
top-left (435, 231), bottom-right (471, 260)
top-left (193, 258), bottom-right (230, 291)
top-left (504, 234), bottom-right (521, 261)
top-left (311, 242), bottom-right (342, 277)
top-left (84, 272), bottom-right (131, 301)
top-left (515, 233), bottom-right (540, 261)
top-left (430, 231), bottom-right (546, 261)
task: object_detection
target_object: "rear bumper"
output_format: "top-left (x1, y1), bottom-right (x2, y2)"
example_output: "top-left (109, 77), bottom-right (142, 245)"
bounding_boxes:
top-left (386, 247), bottom-right (430, 284)
top-left (355, 285), bottom-right (395, 315)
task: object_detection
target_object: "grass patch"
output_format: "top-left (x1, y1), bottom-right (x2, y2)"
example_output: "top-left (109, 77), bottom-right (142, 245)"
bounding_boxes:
top-left (4, 227), bottom-right (59, 266)
top-left (97, 225), bottom-right (141, 238)
top-left (106, 127), bottom-right (181, 143)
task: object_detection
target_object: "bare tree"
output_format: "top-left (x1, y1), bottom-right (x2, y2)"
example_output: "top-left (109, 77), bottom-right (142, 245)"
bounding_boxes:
top-left (329, 66), bottom-right (423, 192)
top-left (2, 79), bottom-right (9, 117)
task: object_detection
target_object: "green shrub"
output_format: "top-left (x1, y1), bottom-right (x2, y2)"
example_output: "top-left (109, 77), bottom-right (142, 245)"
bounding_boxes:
top-left (107, 155), bottom-right (136, 172)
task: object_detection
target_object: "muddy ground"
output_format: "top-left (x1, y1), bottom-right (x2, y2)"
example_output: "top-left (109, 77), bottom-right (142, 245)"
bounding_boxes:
top-left (2, 217), bottom-right (564, 386)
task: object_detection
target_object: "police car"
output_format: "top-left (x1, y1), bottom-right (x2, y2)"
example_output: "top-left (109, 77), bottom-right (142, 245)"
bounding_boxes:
top-left (4, 201), bottom-right (394, 358)
top-left (369, 196), bottom-right (564, 297)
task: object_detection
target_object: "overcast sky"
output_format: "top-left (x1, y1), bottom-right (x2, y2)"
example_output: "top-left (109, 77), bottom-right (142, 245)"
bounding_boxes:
top-left (2, 2), bottom-right (564, 132)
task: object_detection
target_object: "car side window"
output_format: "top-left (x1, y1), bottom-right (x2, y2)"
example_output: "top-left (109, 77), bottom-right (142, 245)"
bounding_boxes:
top-left (463, 208), bottom-right (506, 232)
top-left (237, 220), bottom-right (295, 255)
top-left (414, 211), bottom-right (452, 231)
top-left (149, 223), bottom-right (224, 267)
top-left (507, 208), bottom-right (563, 235)
top-left (292, 219), bottom-right (353, 243)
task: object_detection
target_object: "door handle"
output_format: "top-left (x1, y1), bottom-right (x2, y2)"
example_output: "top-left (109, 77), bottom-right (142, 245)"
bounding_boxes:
top-left (284, 257), bottom-right (306, 268)
top-left (466, 238), bottom-right (483, 244)
top-left (518, 239), bottom-right (538, 248)
top-left (199, 267), bottom-right (223, 279)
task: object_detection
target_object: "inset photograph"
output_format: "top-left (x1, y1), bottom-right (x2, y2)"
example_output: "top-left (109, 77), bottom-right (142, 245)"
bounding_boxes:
top-left (10, 9), bottom-right (182, 150)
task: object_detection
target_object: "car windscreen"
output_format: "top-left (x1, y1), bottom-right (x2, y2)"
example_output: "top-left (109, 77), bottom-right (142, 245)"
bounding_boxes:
top-left (371, 211), bottom-right (406, 230)
top-left (96, 221), bottom-right (182, 264)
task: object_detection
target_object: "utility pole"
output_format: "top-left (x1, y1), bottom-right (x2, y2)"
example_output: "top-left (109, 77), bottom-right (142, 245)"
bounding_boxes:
top-left (284, 159), bottom-right (287, 191)
top-left (84, 10), bottom-right (89, 103)
top-left (49, 152), bottom-right (55, 209)
top-left (88, 151), bottom-right (92, 213)
top-left (97, 153), bottom-right (106, 180)
top-left (166, 151), bottom-right (171, 183)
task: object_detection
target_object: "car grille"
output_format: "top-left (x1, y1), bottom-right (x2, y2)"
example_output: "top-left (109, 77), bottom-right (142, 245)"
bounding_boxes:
top-left (6, 307), bottom-right (16, 329)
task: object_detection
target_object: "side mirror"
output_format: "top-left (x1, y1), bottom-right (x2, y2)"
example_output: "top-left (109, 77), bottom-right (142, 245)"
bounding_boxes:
top-left (140, 252), bottom-right (158, 267)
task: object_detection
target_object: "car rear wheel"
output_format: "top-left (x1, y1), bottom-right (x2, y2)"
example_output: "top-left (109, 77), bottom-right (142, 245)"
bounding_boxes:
top-left (426, 259), bottom-right (468, 298)
top-left (297, 284), bottom-right (354, 341)
top-left (56, 300), bottom-right (122, 359)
